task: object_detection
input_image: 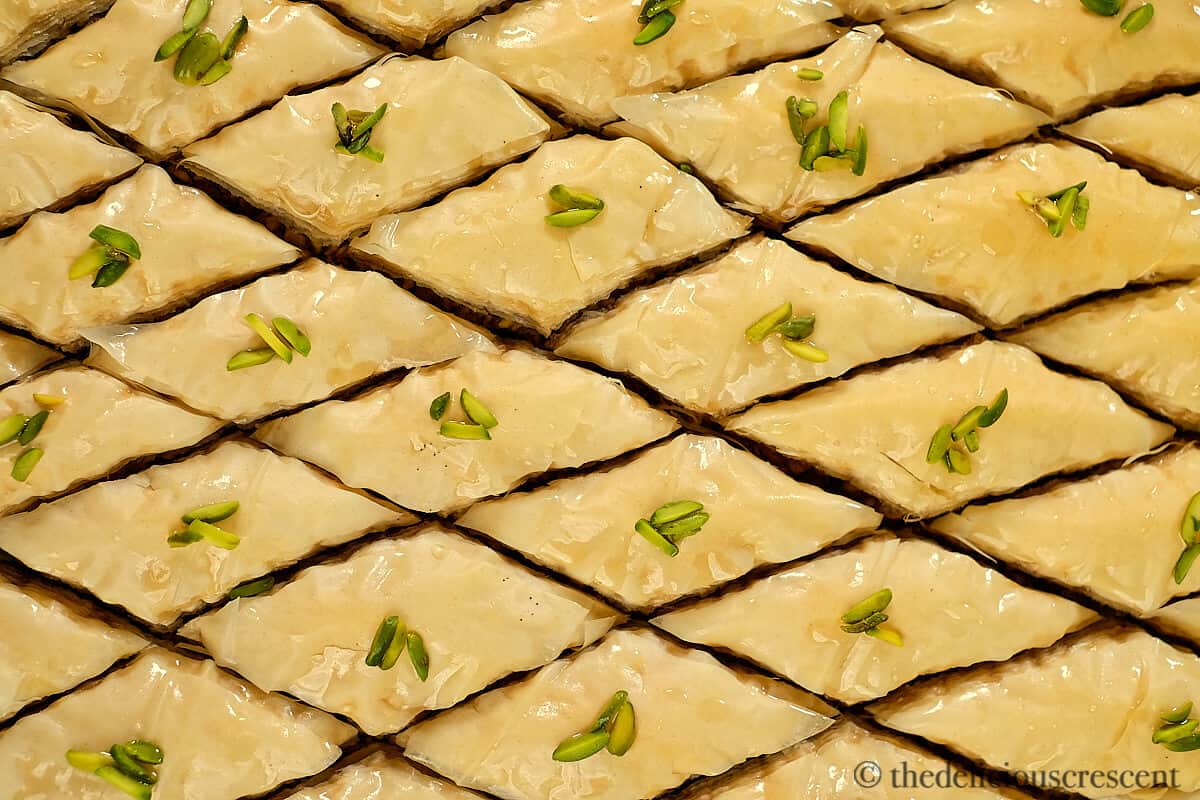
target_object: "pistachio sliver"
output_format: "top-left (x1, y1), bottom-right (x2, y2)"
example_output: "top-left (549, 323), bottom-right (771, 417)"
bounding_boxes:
top-left (813, 155), bottom-right (852, 172)
top-left (110, 744), bottom-right (157, 784)
top-left (379, 620), bottom-right (409, 670)
top-left (553, 731), bottom-right (610, 762)
top-left (866, 626), bottom-right (904, 647)
top-left (199, 59), bottom-right (232, 86)
top-left (243, 313), bottom-right (293, 362)
top-left (271, 317), bottom-right (311, 357)
top-left (545, 208), bottom-right (603, 227)
top-left (1049, 187), bottom-right (1079, 238)
top-left (0, 414), bottom-right (26, 445)
top-left (69, 244), bottom-right (111, 280)
top-left (66, 749), bottom-right (112, 771)
top-left (963, 430), bottom-right (981, 453)
top-left (590, 690), bottom-right (630, 733)
top-left (827, 90), bottom-right (849, 152)
top-left (773, 315), bottom-right (816, 341)
top-left (1162, 702), bottom-right (1194, 724)
top-left (155, 28), bottom-right (195, 61)
top-left (851, 125), bottom-right (868, 176)
top-left (841, 588), bottom-right (893, 624)
top-left (1034, 197), bottom-right (1062, 224)
top-left (365, 615), bottom-right (400, 667)
top-left (1174, 543), bottom-right (1200, 585)
top-left (220, 15), bottom-right (249, 59)
top-left (1164, 735), bottom-right (1200, 752)
top-left (785, 96), bottom-right (809, 145)
top-left (926, 424), bottom-right (953, 464)
top-left (228, 576), bottom-right (274, 598)
top-left (92, 256), bottom-right (132, 288)
top-left (186, 519), bottom-right (240, 550)
top-left (89, 225), bottom-right (141, 259)
top-left (1153, 720), bottom-right (1200, 744)
top-left (460, 389), bottom-right (499, 428)
top-left (226, 348), bottom-right (276, 371)
top-left (406, 631), bottom-right (429, 681)
top-left (95, 765), bottom-right (152, 800)
top-left (122, 740), bottom-right (163, 765)
top-left (1121, 3), bottom-right (1153, 32)
top-left (18, 410), bottom-right (48, 445)
top-left (181, 500), bottom-right (239, 524)
top-left (635, 518), bottom-right (679, 557)
top-left (331, 102), bottom-right (351, 142)
top-left (1079, 0), bottom-right (1123, 16)
top-left (840, 611), bottom-right (888, 634)
top-left (173, 31), bottom-right (221, 84)
top-left (606, 700), bottom-right (636, 756)
top-left (181, 0), bottom-right (212, 30)
top-left (945, 448), bottom-right (971, 475)
top-left (796, 68), bottom-right (823, 81)
top-left (33, 393), bottom-right (65, 408)
top-left (357, 145), bottom-right (385, 163)
top-left (167, 529), bottom-right (203, 547)
top-left (353, 103), bottom-right (389, 138)
top-left (1072, 195), bottom-right (1090, 231)
top-left (1180, 493), bottom-right (1200, 545)
top-left (633, 9), bottom-right (675, 45)
top-left (1046, 181), bottom-right (1088, 201)
top-left (799, 125), bottom-right (830, 170)
top-left (641, 0), bottom-right (683, 18)
top-left (429, 392), bottom-right (451, 421)
top-left (745, 302), bottom-right (793, 343)
top-left (657, 511), bottom-right (709, 541)
top-left (649, 500), bottom-right (704, 526)
top-left (781, 339), bottom-right (829, 362)
top-left (978, 388), bottom-right (1008, 427)
top-left (950, 405), bottom-right (987, 440)
top-left (439, 421), bottom-right (491, 440)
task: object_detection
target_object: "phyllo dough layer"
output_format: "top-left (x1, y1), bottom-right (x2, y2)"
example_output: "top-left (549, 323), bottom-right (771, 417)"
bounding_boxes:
top-left (399, 628), bottom-right (834, 800)
top-left (1011, 283), bottom-right (1200, 430)
top-left (727, 341), bottom-right (1173, 518)
top-left (0, 366), bottom-right (221, 515)
top-left (84, 260), bottom-right (493, 423)
top-left (459, 434), bottom-right (881, 610)
top-left (0, 577), bottom-right (144, 721)
top-left (1063, 94), bottom-right (1200, 188)
top-left (656, 535), bottom-right (1095, 703)
top-left (790, 142), bottom-right (1200, 328)
top-left (0, 0), bottom-right (111, 65)
top-left (281, 751), bottom-right (486, 800)
top-left (256, 349), bottom-right (677, 513)
top-left (0, 90), bottom-right (140, 230)
top-left (684, 720), bottom-right (1032, 800)
top-left (608, 27), bottom-right (1047, 223)
top-left (184, 57), bottom-right (553, 247)
top-left (886, 0), bottom-right (1200, 120)
top-left (183, 526), bottom-right (621, 735)
top-left (0, 332), bottom-right (57, 388)
top-left (871, 627), bottom-right (1200, 800)
top-left (558, 236), bottom-right (979, 414)
top-left (0, 165), bottom-right (300, 348)
top-left (932, 446), bottom-right (1200, 615)
top-left (0, 440), bottom-right (408, 625)
top-left (0, 648), bottom-right (356, 799)
top-left (2, 0), bottom-right (383, 157)
top-left (443, 0), bottom-right (841, 126)
top-left (353, 135), bottom-right (749, 335)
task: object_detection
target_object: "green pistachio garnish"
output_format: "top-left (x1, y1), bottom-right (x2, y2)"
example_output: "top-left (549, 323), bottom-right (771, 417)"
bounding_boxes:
top-left (926, 424), bottom-right (953, 464)
top-left (271, 317), bottom-right (311, 357)
top-left (545, 208), bottom-right (603, 227)
top-left (1154, 702), bottom-right (1200, 751)
top-left (439, 421), bottom-right (491, 440)
top-left (637, 0), bottom-right (682, 22)
top-left (181, 500), bottom-right (239, 524)
top-left (790, 91), bottom-right (867, 176)
top-left (460, 388), bottom-right (499, 428)
top-left (866, 627), bottom-right (904, 647)
top-left (1163, 702), bottom-right (1194, 724)
top-left (220, 16), bottom-right (249, 59)
top-left (110, 744), bottom-right (157, 785)
top-left (70, 225), bottom-right (140, 287)
top-left (365, 615), bottom-right (430, 677)
top-left (633, 6), bottom-right (677, 45)
top-left (96, 766), bottom-right (152, 800)
top-left (799, 125), bottom-right (829, 170)
top-left (1171, 492), bottom-right (1200, 584)
top-left (1174, 544), bottom-right (1200, 585)
top-left (746, 303), bottom-right (827, 360)
top-left (1121, 3), bottom-right (1153, 31)
top-left (437, 389), bottom-right (498, 439)
top-left (174, 31), bottom-right (221, 84)
top-left (157, 1), bottom-right (245, 85)
top-left (244, 313), bottom-right (292, 363)
top-left (781, 339), bottom-right (829, 362)
top-left (228, 576), bottom-right (274, 598)
top-left (365, 615), bottom-right (401, 667)
top-left (0, 414), bottom-right (26, 445)
top-left (1019, 182), bottom-right (1089, 237)
top-left (786, 96), bottom-right (816, 145)
top-left (746, 302), bottom-right (793, 343)
top-left (178, 519), bottom-right (241, 550)
top-left (1079, 0), bottom-right (1122, 13)
top-left (226, 348), bottom-right (276, 371)
top-left (331, 102), bottom-right (388, 162)
top-left (650, 500), bottom-right (704, 525)
top-left (67, 739), bottom-right (164, 799)
top-left (839, 588), bottom-right (904, 647)
top-left (228, 315), bottom-right (308, 370)
top-left (928, 389), bottom-right (1007, 476)
top-left (406, 631), bottom-right (430, 681)
top-left (945, 448), bottom-right (972, 475)
top-left (635, 500), bottom-right (710, 556)
top-left (122, 741), bottom-right (163, 766)
top-left (18, 410), bottom-right (48, 445)
top-left (678, 163), bottom-right (695, 174)
top-left (379, 622), bottom-right (409, 670)
top-left (545, 184), bottom-right (606, 227)
top-left (553, 691), bottom-right (637, 761)
top-left (828, 90), bottom-right (849, 151)
top-left (199, 59), bottom-right (231, 86)
top-left (634, 518), bottom-right (679, 557)
top-left (796, 68), bottom-right (824, 81)
top-left (181, 0), bottom-right (211, 30)
top-left (1154, 720), bottom-right (1200, 744)
top-left (429, 392), bottom-right (451, 420)
top-left (155, 29), bottom-right (195, 61)
top-left (66, 750), bottom-right (112, 771)
top-left (33, 393), bottom-right (66, 408)
top-left (90, 224), bottom-right (141, 259)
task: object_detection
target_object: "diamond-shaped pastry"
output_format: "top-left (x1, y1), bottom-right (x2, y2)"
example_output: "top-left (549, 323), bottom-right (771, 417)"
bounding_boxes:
top-left (2, 0), bottom-right (383, 158)
top-left (886, 0), bottom-right (1200, 120)
top-left (931, 446), bottom-right (1200, 615)
top-left (684, 720), bottom-right (1031, 800)
top-left (871, 627), bottom-right (1200, 800)
top-left (442, 0), bottom-right (841, 127)
top-left (789, 142), bottom-right (1200, 328)
top-left (727, 341), bottom-right (1173, 518)
top-left (0, 90), bottom-right (140, 230)
top-left (182, 526), bottom-right (622, 734)
top-left (399, 628), bottom-right (834, 800)
top-left (656, 535), bottom-right (1095, 703)
top-left (352, 135), bottom-right (749, 336)
top-left (256, 349), bottom-right (677, 513)
top-left (0, 366), bottom-right (221, 516)
top-left (608, 27), bottom-right (1047, 223)
top-left (557, 236), bottom-right (979, 415)
top-left (1062, 94), bottom-right (1200, 188)
top-left (0, 648), bottom-right (356, 798)
top-left (318, 0), bottom-right (501, 50)
top-left (280, 750), bottom-right (486, 800)
top-left (459, 434), bottom-right (881, 610)
top-left (184, 57), bottom-right (553, 247)
top-left (0, 0), bottom-right (109, 64)
top-left (1010, 283), bottom-right (1200, 429)
top-left (0, 439), bottom-right (408, 626)
top-left (0, 165), bottom-right (300, 349)
top-left (0, 576), bottom-right (145, 721)
top-left (84, 260), bottom-right (494, 424)
top-left (0, 332), bottom-right (57, 388)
